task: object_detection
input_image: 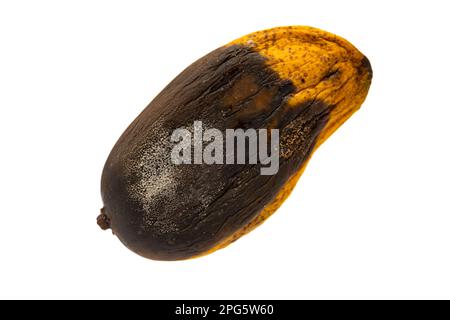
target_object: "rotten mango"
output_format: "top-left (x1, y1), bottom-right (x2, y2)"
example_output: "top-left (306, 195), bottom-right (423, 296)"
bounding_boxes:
top-left (98, 26), bottom-right (372, 260)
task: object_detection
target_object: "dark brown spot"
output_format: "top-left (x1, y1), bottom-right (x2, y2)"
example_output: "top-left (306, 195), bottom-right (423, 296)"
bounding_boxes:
top-left (101, 44), bottom-right (334, 260)
top-left (359, 55), bottom-right (373, 79)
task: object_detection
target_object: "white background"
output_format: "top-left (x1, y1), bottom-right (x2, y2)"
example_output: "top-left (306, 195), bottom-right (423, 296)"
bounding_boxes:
top-left (1, 0), bottom-right (449, 299)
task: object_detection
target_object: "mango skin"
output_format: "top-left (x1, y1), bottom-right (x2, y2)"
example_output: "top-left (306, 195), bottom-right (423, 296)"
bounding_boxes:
top-left (99, 26), bottom-right (372, 261)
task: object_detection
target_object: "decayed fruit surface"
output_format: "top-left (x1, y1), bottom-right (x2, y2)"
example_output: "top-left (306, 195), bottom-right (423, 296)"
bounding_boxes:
top-left (99, 26), bottom-right (372, 260)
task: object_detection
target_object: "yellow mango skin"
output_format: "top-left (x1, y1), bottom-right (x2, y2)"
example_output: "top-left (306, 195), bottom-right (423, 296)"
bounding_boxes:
top-left (197, 26), bottom-right (372, 258)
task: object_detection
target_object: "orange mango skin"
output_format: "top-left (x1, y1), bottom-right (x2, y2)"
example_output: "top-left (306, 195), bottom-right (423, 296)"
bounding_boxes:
top-left (99, 26), bottom-right (372, 260)
top-left (198, 26), bottom-right (372, 257)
